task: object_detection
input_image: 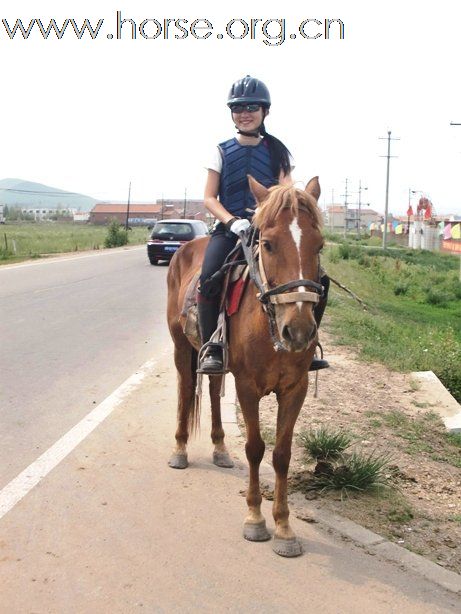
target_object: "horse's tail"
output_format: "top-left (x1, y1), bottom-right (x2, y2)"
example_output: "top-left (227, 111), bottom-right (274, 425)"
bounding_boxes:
top-left (189, 347), bottom-right (201, 435)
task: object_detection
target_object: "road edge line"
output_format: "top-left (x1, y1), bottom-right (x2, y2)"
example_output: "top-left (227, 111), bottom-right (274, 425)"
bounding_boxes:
top-left (0, 356), bottom-right (161, 521)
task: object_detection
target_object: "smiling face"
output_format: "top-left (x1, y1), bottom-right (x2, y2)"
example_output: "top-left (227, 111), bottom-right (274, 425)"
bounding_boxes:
top-left (231, 105), bottom-right (267, 133)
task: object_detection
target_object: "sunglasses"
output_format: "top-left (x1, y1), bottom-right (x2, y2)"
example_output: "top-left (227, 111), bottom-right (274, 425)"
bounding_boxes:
top-left (230, 103), bottom-right (262, 114)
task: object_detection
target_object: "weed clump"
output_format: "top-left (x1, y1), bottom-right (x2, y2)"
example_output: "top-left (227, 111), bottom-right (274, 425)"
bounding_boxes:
top-left (310, 451), bottom-right (391, 494)
top-left (298, 427), bottom-right (352, 461)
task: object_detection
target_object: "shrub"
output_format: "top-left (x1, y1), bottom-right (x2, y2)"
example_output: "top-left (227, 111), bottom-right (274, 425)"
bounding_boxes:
top-left (338, 242), bottom-right (352, 260)
top-left (424, 289), bottom-right (453, 306)
top-left (104, 220), bottom-right (128, 248)
top-left (393, 281), bottom-right (410, 296)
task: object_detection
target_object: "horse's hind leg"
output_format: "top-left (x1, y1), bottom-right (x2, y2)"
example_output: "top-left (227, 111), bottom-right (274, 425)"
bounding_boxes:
top-left (168, 342), bottom-right (197, 469)
top-left (236, 383), bottom-right (271, 542)
top-left (209, 376), bottom-right (234, 468)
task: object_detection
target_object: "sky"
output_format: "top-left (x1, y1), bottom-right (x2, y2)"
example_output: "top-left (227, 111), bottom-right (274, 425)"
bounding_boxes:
top-left (1, 0), bottom-right (461, 215)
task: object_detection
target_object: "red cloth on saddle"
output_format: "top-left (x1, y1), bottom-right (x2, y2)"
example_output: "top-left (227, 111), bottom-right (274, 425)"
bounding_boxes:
top-left (226, 277), bottom-right (248, 316)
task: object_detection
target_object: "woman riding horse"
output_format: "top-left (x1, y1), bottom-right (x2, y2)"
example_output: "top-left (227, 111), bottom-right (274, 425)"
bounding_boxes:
top-left (167, 174), bottom-right (326, 557)
top-left (198, 75), bottom-right (329, 373)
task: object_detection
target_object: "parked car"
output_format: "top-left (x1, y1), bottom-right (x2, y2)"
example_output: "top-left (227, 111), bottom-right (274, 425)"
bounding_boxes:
top-left (147, 219), bottom-right (209, 265)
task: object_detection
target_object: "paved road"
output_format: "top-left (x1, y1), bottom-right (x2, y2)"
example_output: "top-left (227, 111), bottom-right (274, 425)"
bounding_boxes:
top-left (1, 358), bottom-right (459, 613)
top-left (1, 251), bottom-right (460, 612)
top-left (0, 247), bottom-right (171, 488)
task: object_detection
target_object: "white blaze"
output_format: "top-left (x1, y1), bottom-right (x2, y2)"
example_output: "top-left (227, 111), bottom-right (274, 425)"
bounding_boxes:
top-left (289, 216), bottom-right (305, 311)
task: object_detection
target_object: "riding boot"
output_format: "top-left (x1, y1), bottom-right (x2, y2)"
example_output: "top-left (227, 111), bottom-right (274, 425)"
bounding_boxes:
top-left (197, 299), bottom-right (224, 373)
top-left (310, 274), bottom-right (330, 371)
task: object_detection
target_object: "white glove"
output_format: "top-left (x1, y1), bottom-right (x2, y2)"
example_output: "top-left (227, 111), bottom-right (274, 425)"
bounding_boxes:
top-left (229, 218), bottom-right (250, 236)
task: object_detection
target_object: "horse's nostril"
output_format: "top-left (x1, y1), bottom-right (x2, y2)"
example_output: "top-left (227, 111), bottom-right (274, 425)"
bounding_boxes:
top-left (282, 325), bottom-right (292, 342)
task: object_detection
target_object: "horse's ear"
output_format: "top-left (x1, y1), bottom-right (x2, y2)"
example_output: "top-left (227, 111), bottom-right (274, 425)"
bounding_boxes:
top-left (305, 176), bottom-right (321, 201)
top-left (248, 175), bottom-right (269, 204)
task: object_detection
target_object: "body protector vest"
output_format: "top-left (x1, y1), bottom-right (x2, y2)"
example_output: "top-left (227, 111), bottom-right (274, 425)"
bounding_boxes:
top-left (218, 138), bottom-right (278, 218)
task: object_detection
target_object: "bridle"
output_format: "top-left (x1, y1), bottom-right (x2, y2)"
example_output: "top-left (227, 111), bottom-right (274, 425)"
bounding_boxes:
top-left (238, 219), bottom-right (324, 351)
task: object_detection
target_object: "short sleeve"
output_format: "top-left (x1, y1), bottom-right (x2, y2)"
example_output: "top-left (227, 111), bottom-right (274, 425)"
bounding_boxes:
top-left (205, 146), bottom-right (222, 173)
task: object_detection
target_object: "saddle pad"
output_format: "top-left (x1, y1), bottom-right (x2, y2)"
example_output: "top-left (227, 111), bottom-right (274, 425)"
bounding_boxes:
top-left (226, 276), bottom-right (249, 317)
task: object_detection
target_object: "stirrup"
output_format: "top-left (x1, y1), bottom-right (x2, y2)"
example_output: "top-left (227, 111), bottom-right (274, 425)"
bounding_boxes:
top-left (309, 358), bottom-right (330, 371)
top-left (197, 342), bottom-right (226, 374)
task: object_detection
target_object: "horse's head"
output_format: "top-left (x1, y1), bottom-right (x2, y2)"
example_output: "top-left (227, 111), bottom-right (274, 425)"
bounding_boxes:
top-left (250, 175), bottom-right (324, 353)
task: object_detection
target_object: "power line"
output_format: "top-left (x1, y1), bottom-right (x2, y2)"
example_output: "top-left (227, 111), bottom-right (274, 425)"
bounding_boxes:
top-left (0, 187), bottom-right (84, 197)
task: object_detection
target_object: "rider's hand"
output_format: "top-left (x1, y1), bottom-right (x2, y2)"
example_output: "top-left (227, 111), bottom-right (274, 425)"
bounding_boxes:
top-left (228, 218), bottom-right (250, 236)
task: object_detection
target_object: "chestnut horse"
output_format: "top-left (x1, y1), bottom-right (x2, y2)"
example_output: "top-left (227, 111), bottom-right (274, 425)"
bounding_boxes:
top-left (166, 176), bottom-right (324, 557)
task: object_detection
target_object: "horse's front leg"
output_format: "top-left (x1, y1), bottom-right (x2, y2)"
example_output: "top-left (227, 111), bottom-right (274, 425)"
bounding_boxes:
top-left (236, 382), bottom-right (271, 542)
top-left (209, 375), bottom-right (234, 468)
top-left (272, 379), bottom-right (308, 557)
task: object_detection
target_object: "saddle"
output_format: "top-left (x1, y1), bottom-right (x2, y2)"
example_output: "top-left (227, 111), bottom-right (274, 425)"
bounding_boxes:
top-left (180, 247), bottom-right (250, 351)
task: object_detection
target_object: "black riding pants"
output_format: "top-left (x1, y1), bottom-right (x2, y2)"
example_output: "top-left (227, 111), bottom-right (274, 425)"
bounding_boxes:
top-left (199, 223), bottom-right (238, 300)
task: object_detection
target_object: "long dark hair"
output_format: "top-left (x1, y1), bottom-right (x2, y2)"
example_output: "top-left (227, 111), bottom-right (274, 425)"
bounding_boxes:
top-left (260, 122), bottom-right (292, 179)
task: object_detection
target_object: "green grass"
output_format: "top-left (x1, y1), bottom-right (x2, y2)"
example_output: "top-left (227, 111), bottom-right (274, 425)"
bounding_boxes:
top-left (298, 427), bottom-right (352, 461)
top-left (323, 245), bottom-right (461, 402)
top-left (0, 222), bottom-right (149, 263)
top-left (447, 432), bottom-right (461, 447)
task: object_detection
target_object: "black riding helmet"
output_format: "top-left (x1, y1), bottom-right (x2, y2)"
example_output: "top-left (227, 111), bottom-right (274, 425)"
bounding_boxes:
top-left (227, 75), bottom-right (271, 108)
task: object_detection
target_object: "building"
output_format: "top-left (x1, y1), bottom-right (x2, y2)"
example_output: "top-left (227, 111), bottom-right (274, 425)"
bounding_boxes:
top-left (21, 207), bottom-right (75, 221)
top-left (324, 205), bottom-right (381, 232)
top-left (89, 199), bottom-right (207, 225)
top-left (89, 203), bottom-right (161, 225)
top-left (73, 212), bottom-right (90, 223)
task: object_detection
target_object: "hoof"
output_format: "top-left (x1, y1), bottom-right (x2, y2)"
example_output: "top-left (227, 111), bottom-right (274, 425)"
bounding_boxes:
top-left (243, 520), bottom-right (271, 542)
top-left (213, 451), bottom-right (234, 468)
top-left (272, 537), bottom-right (303, 557)
top-left (168, 453), bottom-right (188, 469)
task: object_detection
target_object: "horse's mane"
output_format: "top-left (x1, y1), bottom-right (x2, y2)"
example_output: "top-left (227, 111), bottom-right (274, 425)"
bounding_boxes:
top-left (252, 184), bottom-right (322, 230)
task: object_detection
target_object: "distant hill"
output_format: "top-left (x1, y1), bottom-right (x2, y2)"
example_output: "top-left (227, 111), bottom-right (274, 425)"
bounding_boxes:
top-left (0, 178), bottom-right (98, 211)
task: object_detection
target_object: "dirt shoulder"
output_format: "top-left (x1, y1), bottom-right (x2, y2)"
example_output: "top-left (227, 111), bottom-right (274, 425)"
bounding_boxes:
top-left (247, 324), bottom-right (461, 575)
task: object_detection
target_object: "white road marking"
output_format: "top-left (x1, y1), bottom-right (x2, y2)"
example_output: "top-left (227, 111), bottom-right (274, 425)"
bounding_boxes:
top-left (0, 246), bottom-right (145, 271)
top-left (0, 354), bottom-right (162, 520)
top-left (288, 216), bottom-right (305, 311)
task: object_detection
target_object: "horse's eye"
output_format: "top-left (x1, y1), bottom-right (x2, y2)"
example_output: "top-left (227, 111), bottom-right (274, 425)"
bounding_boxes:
top-left (263, 241), bottom-right (272, 253)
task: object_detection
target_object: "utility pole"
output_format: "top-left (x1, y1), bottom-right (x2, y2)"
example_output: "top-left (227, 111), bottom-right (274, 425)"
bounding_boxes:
top-left (450, 122), bottom-right (461, 280)
top-left (183, 188), bottom-right (187, 219)
top-left (357, 180), bottom-right (368, 238)
top-left (125, 181), bottom-right (131, 231)
top-left (161, 193), bottom-right (164, 220)
top-left (342, 178), bottom-right (350, 238)
top-left (379, 131), bottom-right (399, 249)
